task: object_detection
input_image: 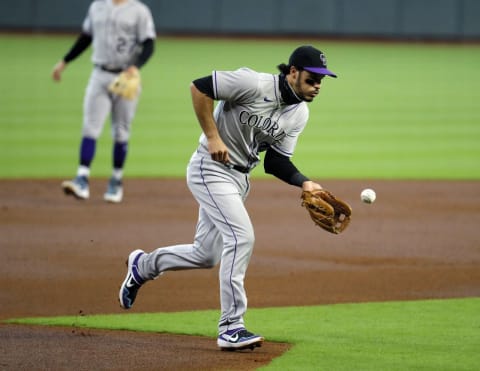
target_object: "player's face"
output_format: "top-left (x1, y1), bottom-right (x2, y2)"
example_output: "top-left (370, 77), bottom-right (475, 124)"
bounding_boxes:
top-left (293, 70), bottom-right (325, 102)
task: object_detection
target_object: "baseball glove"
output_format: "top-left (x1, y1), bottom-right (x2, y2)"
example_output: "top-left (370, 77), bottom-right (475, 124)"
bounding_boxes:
top-left (301, 189), bottom-right (352, 234)
top-left (108, 69), bottom-right (141, 100)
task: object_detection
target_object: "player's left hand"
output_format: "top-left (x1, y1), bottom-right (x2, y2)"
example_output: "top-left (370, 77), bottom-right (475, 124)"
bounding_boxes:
top-left (302, 180), bottom-right (322, 192)
top-left (301, 188), bottom-right (352, 234)
top-left (108, 68), bottom-right (141, 100)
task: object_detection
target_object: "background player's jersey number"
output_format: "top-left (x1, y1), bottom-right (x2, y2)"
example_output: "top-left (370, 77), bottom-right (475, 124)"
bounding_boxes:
top-left (116, 37), bottom-right (135, 54)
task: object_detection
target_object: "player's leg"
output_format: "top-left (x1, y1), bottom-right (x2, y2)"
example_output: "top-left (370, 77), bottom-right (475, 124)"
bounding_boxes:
top-left (119, 155), bottom-right (246, 304)
top-left (203, 190), bottom-right (255, 329)
top-left (140, 207), bottom-right (223, 276)
top-left (187, 154), bottom-right (263, 349)
top-left (62, 70), bottom-right (111, 199)
top-left (106, 94), bottom-right (139, 203)
top-left (119, 177), bottom-right (253, 319)
top-left (119, 206), bottom-right (223, 310)
top-left (119, 151), bottom-right (262, 348)
top-left (196, 178), bottom-right (263, 350)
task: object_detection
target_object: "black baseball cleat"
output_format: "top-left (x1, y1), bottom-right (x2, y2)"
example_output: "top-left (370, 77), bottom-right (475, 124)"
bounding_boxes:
top-left (119, 249), bottom-right (145, 309)
top-left (217, 328), bottom-right (264, 351)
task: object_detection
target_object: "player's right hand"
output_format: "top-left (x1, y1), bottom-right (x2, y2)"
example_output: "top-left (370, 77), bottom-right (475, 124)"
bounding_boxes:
top-left (208, 136), bottom-right (230, 164)
top-left (52, 60), bottom-right (66, 82)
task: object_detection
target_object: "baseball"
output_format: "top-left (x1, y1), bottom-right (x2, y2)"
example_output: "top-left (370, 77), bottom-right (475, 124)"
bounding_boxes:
top-left (360, 188), bottom-right (376, 204)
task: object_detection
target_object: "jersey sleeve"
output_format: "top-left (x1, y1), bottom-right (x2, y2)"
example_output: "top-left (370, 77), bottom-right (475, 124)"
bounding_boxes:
top-left (81, 3), bottom-right (93, 35)
top-left (212, 68), bottom-right (259, 103)
top-left (271, 105), bottom-right (309, 158)
top-left (137, 4), bottom-right (156, 42)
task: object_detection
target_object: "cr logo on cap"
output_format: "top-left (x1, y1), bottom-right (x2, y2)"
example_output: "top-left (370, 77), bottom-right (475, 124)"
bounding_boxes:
top-left (319, 52), bottom-right (327, 66)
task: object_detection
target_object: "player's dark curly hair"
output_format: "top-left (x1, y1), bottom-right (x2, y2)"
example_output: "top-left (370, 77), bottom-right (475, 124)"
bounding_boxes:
top-left (277, 63), bottom-right (291, 75)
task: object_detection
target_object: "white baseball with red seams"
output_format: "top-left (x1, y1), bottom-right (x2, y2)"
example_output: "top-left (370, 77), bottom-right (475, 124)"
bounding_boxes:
top-left (361, 188), bottom-right (376, 204)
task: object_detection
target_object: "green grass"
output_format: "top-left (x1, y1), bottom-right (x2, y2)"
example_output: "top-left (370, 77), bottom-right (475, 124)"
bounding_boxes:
top-left (0, 35), bottom-right (479, 178)
top-left (8, 298), bottom-right (480, 370)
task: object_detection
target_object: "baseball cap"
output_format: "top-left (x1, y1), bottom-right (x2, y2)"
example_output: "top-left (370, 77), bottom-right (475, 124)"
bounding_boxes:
top-left (289, 45), bottom-right (337, 78)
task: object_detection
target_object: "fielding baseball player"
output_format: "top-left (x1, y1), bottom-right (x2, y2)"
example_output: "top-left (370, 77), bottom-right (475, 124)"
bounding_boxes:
top-left (52, 0), bottom-right (156, 203)
top-left (119, 45), bottom-right (338, 350)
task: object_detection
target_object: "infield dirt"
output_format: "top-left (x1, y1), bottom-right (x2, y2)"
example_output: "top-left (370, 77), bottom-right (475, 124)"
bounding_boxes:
top-left (1, 179), bottom-right (479, 370)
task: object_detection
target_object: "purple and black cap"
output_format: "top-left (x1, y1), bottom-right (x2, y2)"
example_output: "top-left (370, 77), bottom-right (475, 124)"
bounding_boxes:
top-left (289, 45), bottom-right (337, 78)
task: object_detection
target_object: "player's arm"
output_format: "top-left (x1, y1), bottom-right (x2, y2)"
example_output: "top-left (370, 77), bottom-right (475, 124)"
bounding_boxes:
top-left (134, 38), bottom-right (155, 69)
top-left (52, 32), bottom-right (92, 81)
top-left (191, 76), bottom-right (230, 164)
top-left (264, 147), bottom-right (321, 191)
top-left (124, 38), bottom-right (155, 77)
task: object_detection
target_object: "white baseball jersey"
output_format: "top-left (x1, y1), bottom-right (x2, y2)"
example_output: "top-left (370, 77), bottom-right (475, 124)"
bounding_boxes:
top-left (199, 67), bottom-right (309, 170)
top-left (83, 0), bottom-right (156, 69)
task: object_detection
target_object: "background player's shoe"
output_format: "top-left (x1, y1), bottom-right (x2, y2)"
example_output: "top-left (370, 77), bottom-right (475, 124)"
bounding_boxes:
top-left (104, 177), bottom-right (123, 203)
top-left (217, 328), bottom-right (264, 351)
top-left (61, 176), bottom-right (89, 200)
top-left (119, 249), bottom-right (145, 309)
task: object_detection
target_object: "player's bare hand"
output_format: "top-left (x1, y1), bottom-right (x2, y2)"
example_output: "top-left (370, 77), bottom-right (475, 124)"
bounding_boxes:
top-left (208, 137), bottom-right (230, 164)
top-left (212, 150), bottom-right (230, 164)
top-left (302, 180), bottom-right (322, 192)
top-left (52, 60), bottom-right (66, 82)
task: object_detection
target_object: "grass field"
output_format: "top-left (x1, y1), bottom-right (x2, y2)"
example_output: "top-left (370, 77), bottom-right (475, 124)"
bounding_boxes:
top-left (0, 34), bottom-right (479, 179)
top-left (1, 34), bottom-right (479, 370)
top-left (9, 298), bottom-right (480, 370)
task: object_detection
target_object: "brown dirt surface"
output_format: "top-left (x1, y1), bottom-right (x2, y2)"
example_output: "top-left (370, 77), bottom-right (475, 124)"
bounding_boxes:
top-left (1, 179), bottom-right (479, 370)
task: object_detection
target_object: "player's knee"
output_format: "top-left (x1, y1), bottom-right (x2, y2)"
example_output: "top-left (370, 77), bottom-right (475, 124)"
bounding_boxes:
top-left (82, 127), bottom-right (100, 139)
top-left (202, 258), bottom-right (219, 269)
top-left (236, 229), bottom-right (255, 248)
top-left (202, 252), bottom-right (222, 268)
top-left (114, 131), bottom-right (130, 143)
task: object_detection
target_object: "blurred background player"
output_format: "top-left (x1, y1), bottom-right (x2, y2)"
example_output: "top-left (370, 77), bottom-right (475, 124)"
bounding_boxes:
top-left (52, 0), bottom-right (156, 203)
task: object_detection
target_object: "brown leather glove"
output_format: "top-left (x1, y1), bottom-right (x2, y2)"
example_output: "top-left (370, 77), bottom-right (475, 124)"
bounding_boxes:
top-left (301, 189), bottom-right (352, 234)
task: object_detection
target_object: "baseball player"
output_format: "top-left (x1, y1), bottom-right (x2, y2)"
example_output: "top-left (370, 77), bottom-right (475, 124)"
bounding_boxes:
top-left (52, 0), bottom-right (156, 203)
top-left (119, 45), bottom-right (337, 350)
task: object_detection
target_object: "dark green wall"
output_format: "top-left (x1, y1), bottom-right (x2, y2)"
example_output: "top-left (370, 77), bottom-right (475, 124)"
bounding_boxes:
top-left (1, 0), bottom-right (479, 40)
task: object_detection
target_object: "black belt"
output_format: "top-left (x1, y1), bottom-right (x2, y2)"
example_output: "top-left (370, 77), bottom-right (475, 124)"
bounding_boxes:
top-left (227, 164), bottom-right (250, 174)
top-left (96, 65), bottom-right (123, 73)
top-left (198, 146), bottom-right (250, 174)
